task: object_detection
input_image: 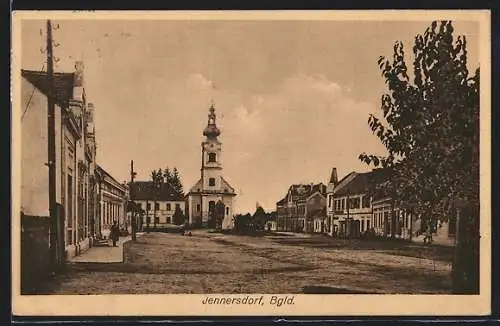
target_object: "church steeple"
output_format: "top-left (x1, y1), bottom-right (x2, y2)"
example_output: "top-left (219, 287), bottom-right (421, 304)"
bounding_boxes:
top-left (203, 103), bottom-right (221, 139)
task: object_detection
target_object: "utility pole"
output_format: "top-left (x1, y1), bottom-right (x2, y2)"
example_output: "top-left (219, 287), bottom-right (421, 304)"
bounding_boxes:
top-left (130, 160), bottom-right (137, 240)
top-left (200, 142), bottom-right (204, 227)
top-left (46, 20), bottom-right (59, 271)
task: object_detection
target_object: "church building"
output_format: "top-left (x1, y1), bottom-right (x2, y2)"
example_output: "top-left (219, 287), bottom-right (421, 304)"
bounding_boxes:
top-left (186, 104), bottom-right (237, 229)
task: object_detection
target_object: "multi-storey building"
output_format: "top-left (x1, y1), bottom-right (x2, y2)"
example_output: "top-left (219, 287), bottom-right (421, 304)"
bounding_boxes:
top-left (275, 183), bottom-right (327, 233)
top-left (328, 171), bottom-right (375, 237)
top-left (130, 181), bottom-right (186, 227)
top-left (95, 165), bottom-right (128, 238)
top-left (21, 61), bottom-right (98, 291)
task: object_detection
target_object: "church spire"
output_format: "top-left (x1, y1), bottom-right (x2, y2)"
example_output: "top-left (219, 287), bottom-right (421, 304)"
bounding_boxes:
top-left (203, 102), bottom-right (221, 139)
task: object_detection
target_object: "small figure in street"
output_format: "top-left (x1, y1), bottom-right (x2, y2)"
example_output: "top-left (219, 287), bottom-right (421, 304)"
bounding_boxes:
top-left (110, 220), bottom-right (120, 247)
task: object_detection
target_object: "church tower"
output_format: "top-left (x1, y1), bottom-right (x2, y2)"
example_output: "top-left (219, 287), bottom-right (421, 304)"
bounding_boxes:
top-left (187, 103), bottom-right (237, 229)
top-left (201, 104), bottom-right (223, 192)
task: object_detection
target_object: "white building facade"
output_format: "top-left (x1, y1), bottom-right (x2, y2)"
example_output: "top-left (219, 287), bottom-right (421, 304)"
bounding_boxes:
top-left (186, 104), bottom-right (236, 229)
top-left (130, 181), bottom-right (186, 228)
top-left (21, 62), bottom-right (98, 263)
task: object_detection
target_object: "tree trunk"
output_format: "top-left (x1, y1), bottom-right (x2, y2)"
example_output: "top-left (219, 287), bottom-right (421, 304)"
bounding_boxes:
top-left (408, 209), bottom-right (413, 243)
top-left (452, 203), bottom-right (480, 294)
top-left (153, 199), bottom-right (157, 228)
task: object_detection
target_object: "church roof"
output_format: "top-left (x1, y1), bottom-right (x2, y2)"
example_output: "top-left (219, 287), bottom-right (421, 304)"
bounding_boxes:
top-left (203, 104), bottom-right (221, 138)
top-left (187, 177), bottom-right (236, 196)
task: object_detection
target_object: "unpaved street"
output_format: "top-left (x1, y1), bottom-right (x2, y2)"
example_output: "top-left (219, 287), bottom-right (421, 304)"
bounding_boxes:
top-left (39, 231), bottom-right (453, 294)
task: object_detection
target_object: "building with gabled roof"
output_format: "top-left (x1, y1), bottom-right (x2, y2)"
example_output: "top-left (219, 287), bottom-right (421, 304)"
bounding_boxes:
top-left (186, 104), bottom-right (237, 229)
top-left (275, 182), bottom-right (327, 233)
top-left (129, 180), bottom-right (186, 227)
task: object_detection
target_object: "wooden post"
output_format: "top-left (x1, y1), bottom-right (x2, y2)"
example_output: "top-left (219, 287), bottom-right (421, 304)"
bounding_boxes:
top-left (46, 20), bottom-right (59, 271)
top-left (130, 160), bottom-right (136, 241)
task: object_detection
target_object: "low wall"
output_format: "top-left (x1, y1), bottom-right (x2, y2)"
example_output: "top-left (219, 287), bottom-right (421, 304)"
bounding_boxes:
top-left (21, 214), bottom-right (51, 294)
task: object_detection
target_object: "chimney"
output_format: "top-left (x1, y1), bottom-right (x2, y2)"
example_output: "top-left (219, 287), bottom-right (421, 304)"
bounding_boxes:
top-left (329, 167), bottom-right (338, 185)
top-left (73, 61), bottom-right (85, 101)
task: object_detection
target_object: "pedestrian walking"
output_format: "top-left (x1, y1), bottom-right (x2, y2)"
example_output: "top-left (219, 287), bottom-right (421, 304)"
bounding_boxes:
top-left (110, 220), bottom-right (120, 247)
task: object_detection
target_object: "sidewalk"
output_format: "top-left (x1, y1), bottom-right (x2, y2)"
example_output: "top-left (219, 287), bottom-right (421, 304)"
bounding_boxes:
top-left (69, 234), bottom-right (143, 263)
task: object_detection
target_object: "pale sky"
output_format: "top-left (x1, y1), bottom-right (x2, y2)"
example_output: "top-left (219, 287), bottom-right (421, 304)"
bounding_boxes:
top-left (20, 17), bottom-right (479, 214)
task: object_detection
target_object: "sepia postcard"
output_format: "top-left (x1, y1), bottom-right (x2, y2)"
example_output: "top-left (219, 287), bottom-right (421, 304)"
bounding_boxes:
top-left (11, 10), bottom-right (491, 317)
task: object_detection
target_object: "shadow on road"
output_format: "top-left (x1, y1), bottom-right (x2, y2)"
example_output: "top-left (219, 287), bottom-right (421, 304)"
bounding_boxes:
top-left (301, 285), bottom-right (379, 294)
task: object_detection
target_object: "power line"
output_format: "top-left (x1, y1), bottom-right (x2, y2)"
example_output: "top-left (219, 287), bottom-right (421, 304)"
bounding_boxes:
top-left (21, 63), bottom-right (45, 121)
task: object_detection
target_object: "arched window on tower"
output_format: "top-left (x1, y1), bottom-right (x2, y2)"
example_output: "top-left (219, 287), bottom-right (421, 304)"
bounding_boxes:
top-left (209, 178), bottom-right (215, 186)
top-left (208, 152), bottom-right (216, 163)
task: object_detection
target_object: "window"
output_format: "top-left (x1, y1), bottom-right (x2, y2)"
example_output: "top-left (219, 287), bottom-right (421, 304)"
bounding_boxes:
top-left (155, 203), bottom-right (160, 210)
top-left (197, 204), bottom-right (201, 212)
top-left (209, 178), bottom-right (215, 186)
top-left (147, 203), bottom-right (151, 211)
top-left (175, 203), bottom-right (180, 210)
top-left (226, 207), bottom-right (229, 215)
top-left (208, 152), bottom-right (216, 163)
top-left (362, 195), bottom-right (371, 208)
top-left (367, 220), bottom-right (370, 230)
top-left (348, 197), bottom-right (361, 209)
top-left (361, 220), bottom-right (365, 232)
top-left (166, 203), bottom-right (171, 211)
top-left (137, 202), bottom-right (142, 209)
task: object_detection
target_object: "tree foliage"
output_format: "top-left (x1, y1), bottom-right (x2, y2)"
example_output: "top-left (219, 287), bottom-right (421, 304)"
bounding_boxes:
top-left (150, 169), bottom-right (163, 227)
top-left (164, 166), bottom-right (184, 196)
top-left (172, 205), bottom-right (185, 225)
top-left (359, 21), bottom-right (480, 293)
top-left (233, 213), bottom-right (253, 233)
top-left (359, 21), bottom-right (479, 224)
top-left (253, 206), bottom-right (267, 231)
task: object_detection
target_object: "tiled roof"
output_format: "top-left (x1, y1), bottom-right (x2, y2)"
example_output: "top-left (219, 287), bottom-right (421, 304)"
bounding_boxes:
top-left (276, 197), bottom-right (287, 206)
top-left (289, 183), bottom-right (326, 201)
top-left (333, 169), bottom-right (391, 197)
top-left (21, 69), bottom-right (75, 108)
top-left (96, 165), bottom-right (126, 189)
top-left (277, 183), bottom-right (326, 206)
top-left (130, 181), bottom-right (184, 201)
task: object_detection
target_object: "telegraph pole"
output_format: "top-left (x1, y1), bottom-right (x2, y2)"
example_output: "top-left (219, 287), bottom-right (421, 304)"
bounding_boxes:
top-left (130, 160), bottom-right (137, 240)
top-left (46, 20), bottom-right (59, 270)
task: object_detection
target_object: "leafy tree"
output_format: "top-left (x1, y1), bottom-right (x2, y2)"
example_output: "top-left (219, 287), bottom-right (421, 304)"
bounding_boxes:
top-left (359, 21), bottom-right (479, 293)
top-left (233, 213), bottom-right (253, 234)
top-left (172, 205), bottom-right (185, 225)
top-left (253, 206), bottom-right (267, 231)
top-left (151, 169), bottom-right (164, 228)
